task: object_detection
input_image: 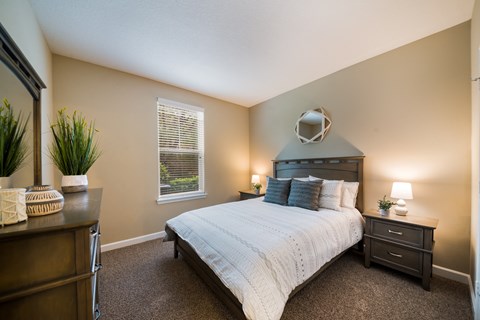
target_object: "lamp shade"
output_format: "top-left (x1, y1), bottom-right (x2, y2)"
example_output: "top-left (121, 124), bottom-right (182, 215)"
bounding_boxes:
top-left (390, 182), bottom-right (413, 200)
top-left (251, 175), bottom-right (260, 184)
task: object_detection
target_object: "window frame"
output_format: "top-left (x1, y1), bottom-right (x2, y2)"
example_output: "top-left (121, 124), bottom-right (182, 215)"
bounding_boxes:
top-left (156, 98), bottom-right (206, 204)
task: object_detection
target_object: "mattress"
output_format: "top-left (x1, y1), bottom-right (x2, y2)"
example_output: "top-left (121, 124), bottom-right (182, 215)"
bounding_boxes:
top-left (165, 197), bottom-right (364, 320)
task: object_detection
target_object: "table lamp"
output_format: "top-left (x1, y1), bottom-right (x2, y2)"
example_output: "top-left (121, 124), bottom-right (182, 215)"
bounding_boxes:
top-left (390, 182), bottom-right (413, 216)
top-left (251, 175), bottom-right (260, 189)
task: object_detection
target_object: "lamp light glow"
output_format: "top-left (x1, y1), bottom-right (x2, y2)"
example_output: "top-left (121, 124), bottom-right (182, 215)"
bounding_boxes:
top-left (390, 182), bottom-right (413, 216)
top-left (251, 174), bottom-right (261, 193)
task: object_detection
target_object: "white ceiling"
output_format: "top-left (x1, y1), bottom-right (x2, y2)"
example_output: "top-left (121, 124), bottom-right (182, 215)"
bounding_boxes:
top-left (28, 0), bottom-right (474, 107)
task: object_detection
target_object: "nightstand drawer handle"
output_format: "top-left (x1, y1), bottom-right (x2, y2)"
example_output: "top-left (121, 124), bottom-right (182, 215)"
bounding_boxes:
top-left (388, 229), bottom-right (403, 236)
top-left (388, 251), bottom-right (403, 258)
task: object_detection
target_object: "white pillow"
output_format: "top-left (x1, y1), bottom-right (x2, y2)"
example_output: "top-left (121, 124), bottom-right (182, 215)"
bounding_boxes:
top-left (309, 176), bottom-right (343, 211)
top-left (308, 175), bottom-right (321, 181)
top-left (310, 176), bottom-right (359, 209)
top-left (293, 177), bottom-right (310, 182)
top-left (341, 182), bottom-right (359, 209)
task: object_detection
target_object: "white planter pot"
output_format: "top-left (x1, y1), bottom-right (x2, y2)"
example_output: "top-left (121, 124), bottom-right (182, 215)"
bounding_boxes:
top-left (0, 177), bottom-right (12, 189)
top-left (379, 208), bottom-right (390, 216)
top-left (62, 175), bottom-right (88, 193)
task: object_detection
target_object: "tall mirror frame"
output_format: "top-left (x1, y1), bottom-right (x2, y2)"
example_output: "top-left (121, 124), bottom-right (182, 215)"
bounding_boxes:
top-left (0, 23), bottom-right (46, 185)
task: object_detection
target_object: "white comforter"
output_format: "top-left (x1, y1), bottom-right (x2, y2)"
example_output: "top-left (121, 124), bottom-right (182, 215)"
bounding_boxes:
top-left (165, 197), bottom-right (364, 320)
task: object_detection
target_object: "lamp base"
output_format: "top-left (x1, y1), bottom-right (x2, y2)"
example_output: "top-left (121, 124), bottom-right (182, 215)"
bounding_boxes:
top-left (394, 199), bottom-right (408, 216)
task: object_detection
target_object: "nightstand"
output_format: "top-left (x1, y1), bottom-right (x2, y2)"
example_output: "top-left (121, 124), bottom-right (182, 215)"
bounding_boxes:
top-left (363, 210), bottom-right (438, 290)
top-left (239, 190), bottom-right (265, 200)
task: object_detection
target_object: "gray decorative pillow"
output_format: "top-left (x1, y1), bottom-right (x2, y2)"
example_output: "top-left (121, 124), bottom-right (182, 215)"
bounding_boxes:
top-left (264, 177), bottom-right (291, 206)
top-left (288, 179), bottom-right (323, 211)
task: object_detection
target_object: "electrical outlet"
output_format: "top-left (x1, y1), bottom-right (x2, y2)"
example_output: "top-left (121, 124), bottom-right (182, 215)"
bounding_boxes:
top-left (476, 281), bottom-right (480, 295)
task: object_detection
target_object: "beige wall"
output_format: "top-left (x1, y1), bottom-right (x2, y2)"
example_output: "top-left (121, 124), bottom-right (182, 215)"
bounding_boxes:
top-left (52, 55), bottom-right (250, 244)
top-left (0, 0), bottom-right (55, 184)
top-left (471, 0), bottom-right (480, 297)
top-left (250, 23), bottom-right (471, 273)
top-left (1, 0), bottom-right (474, 275)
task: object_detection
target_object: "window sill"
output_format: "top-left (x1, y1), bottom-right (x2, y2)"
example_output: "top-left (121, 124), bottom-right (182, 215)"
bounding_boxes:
top-left (157, 191), bottom-right (207, 204)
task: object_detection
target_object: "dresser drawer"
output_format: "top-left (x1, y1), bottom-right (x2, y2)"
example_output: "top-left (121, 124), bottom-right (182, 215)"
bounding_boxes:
top-left (371, 240), bottom-right (422, 275)
top-left (371, 220), bottom-right (424, 248)
top-left (0, 231), bottom-right (76, 293)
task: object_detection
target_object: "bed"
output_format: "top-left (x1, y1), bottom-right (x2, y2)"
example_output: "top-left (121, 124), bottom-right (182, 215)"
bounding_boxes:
top-left (164, 156), bottom-right (364, 320)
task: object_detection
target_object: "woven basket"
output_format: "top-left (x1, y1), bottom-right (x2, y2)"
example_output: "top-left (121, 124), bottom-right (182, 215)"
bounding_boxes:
top-left (25, 185), bottom-right (64, 216)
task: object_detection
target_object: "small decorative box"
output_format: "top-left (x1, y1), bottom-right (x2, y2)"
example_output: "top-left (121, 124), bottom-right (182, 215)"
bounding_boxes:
top-left (25, 185), bottom-right (64, 216)
top-left (0, 188), bottom-right (27, 226)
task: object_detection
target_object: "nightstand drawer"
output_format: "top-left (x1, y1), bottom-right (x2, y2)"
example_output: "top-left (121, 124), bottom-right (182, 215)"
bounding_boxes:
top-left (372, 220), bottom-right (424, 248)
top-left (241, 193), bottom-right (260, 200)
top-left (371, 240), bottom-right (422, 274)
top-left (239, 190), bottom-right (265, 201)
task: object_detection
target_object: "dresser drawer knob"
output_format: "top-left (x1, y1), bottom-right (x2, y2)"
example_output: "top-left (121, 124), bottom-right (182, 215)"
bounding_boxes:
top-left (388, 251), bottom-right (403, 258)
top-left (388, 229), bottom-right (403, 236)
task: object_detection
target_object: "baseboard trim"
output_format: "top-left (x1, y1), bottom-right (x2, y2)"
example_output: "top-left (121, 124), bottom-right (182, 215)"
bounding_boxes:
top-left (101, 231), bottom-right (166, 252)
top-left (431, 265), bottom-right (475, 315)
top-left (432, 264), bottom-right (470, 284)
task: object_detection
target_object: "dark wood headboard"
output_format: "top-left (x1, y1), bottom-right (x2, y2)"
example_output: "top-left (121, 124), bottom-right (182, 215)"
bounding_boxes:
top-left (273, 156), bottom-right (364, 212)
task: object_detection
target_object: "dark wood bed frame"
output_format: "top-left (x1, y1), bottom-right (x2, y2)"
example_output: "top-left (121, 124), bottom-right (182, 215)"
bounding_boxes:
top-left (171, 156), bottom-right (364, 319)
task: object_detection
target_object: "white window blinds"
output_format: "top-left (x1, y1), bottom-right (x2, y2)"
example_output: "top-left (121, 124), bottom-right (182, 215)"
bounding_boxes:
top-left (157, 98), bottom-right (205, 203)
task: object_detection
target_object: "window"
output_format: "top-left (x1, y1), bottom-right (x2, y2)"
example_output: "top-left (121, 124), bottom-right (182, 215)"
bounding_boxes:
top-left (157, 98), bottom-right (205, 203)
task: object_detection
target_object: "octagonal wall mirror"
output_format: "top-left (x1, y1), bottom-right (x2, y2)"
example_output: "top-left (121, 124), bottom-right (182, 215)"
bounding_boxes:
top-left (295, 107), bottom-right (331, 144)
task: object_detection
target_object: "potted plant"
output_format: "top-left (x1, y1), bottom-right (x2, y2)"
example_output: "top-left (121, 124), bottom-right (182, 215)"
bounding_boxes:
top-left (253, 183), bottom-right (262, 195)
top-left (377, 195), bottom-right (396, 216)
top-left (0, 99), bottom-right (30, 188)
top-left (49, 108), bottom-right (101, 193)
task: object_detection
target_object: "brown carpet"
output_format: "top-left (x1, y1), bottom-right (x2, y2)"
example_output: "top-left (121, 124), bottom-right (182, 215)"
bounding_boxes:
top-left (99, 239), bottom-right (472, 320)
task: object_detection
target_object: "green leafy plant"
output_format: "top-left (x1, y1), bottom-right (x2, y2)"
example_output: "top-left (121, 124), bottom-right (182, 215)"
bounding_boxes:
top-left (253, 183), bottom-right (262, 191)
top-left (160, 162), bottom-right (170, 182)
top-left (165, 176), bottom-right (199, 193)
top-left (48, 108), bottom-right (101, 175)
top-left (0, 98), bottom-right (30, 177)
top-left (377, 195), bottom-right (396, 210)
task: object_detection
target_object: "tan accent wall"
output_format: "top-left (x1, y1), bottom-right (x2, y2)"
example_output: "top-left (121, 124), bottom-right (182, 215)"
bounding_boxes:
top-left (52, 55), bottom-right (250, 244)
top-left (250, 23), bottom-right (471, 273)
top-left (471, 0), bottom-right (480, 294)
top-left (0, 0), bottom-right (55, 184)
top-left (2, 0), bottom-right (473, 275)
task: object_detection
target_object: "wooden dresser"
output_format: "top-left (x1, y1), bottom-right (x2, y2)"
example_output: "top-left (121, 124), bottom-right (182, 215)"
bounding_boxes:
top-left (363, 210), bottom-right (438, 290)
top-left (0, 189), bottom-right (102, 319)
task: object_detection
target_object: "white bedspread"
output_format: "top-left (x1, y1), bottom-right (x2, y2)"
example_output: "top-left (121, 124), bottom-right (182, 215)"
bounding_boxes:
top-left (165, 197), bottom-right (364, 320)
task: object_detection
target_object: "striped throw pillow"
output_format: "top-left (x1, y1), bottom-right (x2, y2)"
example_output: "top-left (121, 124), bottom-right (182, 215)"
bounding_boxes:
top-left (264, 177), bottom-right (291, 206)
top-left (288, 179), bottom-right (323, 211)
top-left (319, 180), bottom-right (343, 211)
top-left (309, 176), bottom-right (344, 211)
